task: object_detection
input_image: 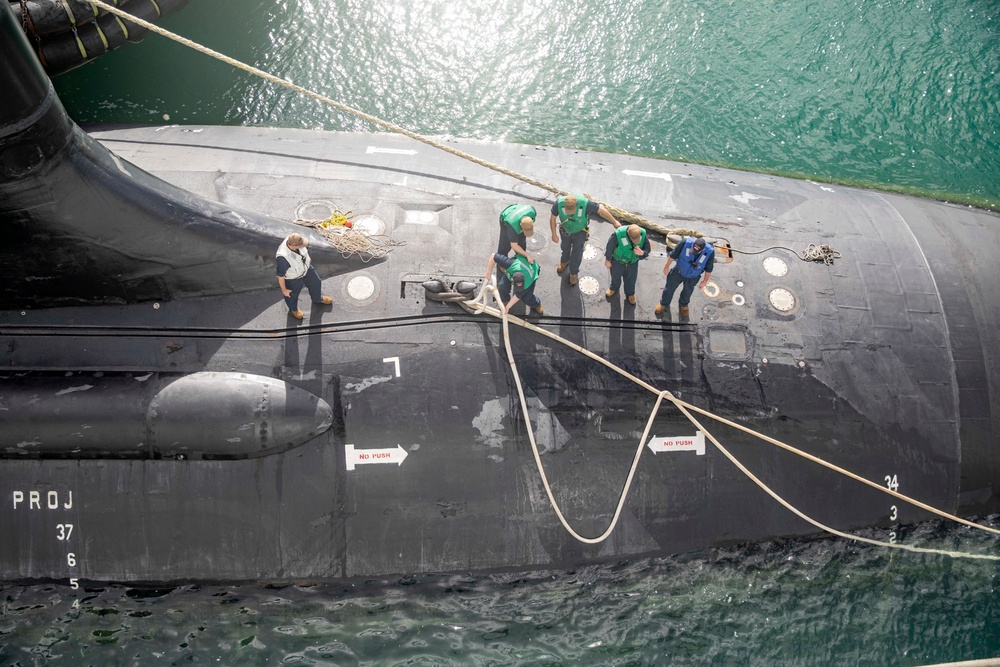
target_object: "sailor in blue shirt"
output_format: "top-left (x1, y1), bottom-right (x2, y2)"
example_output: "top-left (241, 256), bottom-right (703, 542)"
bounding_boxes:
top-left (656, 236), bottom-right (715, 318)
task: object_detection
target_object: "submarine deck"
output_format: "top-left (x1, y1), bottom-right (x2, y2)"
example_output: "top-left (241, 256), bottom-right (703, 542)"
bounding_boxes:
top-left (2, 126), bottom-right (1000, 582)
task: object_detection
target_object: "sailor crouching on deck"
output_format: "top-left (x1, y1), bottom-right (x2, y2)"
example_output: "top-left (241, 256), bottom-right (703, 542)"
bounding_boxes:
top-left (604, 224), bottom-right (650, 305)
top-left (484, 253), bottom-right (544, 316)
top-left (655, 236), bottom-right (715, 318)
top-left (276, 233), bottom-right (333, 320)
top-left (550, 194), bottom-right (620, 286)
top-left (497, 203), bottom-right (536, 263)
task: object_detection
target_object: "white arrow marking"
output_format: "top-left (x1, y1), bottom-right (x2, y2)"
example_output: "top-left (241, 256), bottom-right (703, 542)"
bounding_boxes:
top-left (623, 169), bottom-right (673, 181)
top-left (345, 444), bottom-right (409, 471)
top-left (729, 191), bottom-right (772, 205)
top-left (383, 356), bottom-right (400, 377)
top-left (647, 431), bottom-right (705, 456)
top-left (366, 146), bottom-right (417, 156)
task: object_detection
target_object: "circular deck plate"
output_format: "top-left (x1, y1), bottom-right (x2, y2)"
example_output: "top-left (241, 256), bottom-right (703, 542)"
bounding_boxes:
top-left (703, 282), bottom-right (720, 298)
top-left (578, 276), bottom-right (601, 295)
top-left (347, 276), bottom-right (377, 301)
top-left (583, 244), bottom-right (599, 260)
top-left (353, 215), bottom-right (385, 236)
top-left (295, 200), bottom-right (335, 221)
top-left (769, 287), bottom-right (795, 311)
top-left (763, 256), bottom-right (789, 277)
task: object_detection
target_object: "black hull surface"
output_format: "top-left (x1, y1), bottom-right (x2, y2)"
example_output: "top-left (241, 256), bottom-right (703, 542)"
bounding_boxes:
top-left (2, 4), bottom-right (1000, 585)
top-left (3, 124), bottom-right (1000, 584)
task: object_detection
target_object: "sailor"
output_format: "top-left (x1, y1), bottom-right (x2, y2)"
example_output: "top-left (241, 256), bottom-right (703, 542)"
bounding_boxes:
top-left (656, 236), bottom-right (715, 318)
top-left (550, 194), bottom-right (621, 285)
top-left (497, 203), bottom-right (536, 264)
top-left (604, 224), bottom-right (650, 304)
top-left (276, 233), bottom-right (333, 320)
top-left (484, 252), bottom-right (544, 315)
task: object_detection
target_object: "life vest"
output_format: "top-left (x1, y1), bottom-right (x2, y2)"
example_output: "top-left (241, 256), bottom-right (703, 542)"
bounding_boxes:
top-left (557, 195), bottom-right (590, 235)
top-left (611, 226), bottom-right (647, 265)
top-left (504, 256), bottom-right (540, 290)
top-left (276, 238), bottom-right (311, 280)
top-left (676, 237), bottom-right (715, 279)
top-left (500, 204), bottom-right (536, 234)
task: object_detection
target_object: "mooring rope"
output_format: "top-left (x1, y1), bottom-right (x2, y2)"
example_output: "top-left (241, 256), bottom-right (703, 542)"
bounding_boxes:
top-left (84, 0), bottom-right (693, 239)
top-left (459, 284), bottom-right (1000, 561)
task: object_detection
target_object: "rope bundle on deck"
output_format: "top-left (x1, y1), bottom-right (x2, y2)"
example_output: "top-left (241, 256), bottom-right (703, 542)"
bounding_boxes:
top-left (293, 215), bottom-right (404, 261)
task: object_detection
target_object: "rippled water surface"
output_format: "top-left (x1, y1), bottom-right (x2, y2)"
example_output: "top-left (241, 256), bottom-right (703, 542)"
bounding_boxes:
top-left (3, 522), bottom-right (1000, 666)
top-left (8, 1), bottom-right (1000, 664)
top-left (54, 0), bottom-right (1000, 208)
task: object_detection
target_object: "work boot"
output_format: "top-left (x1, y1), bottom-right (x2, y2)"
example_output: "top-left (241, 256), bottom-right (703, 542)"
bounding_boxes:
top-left (556, 261), bottom-right (568, 274)
top-left (680, 305), bottom-right (690, 317)
top-left (290, 309), bottom-right (304, 320)
top-left (569, 274), bottom-right (578, 285)
top-left (654, 303), bottom-right (666, 315)
top-left (318, 295), bottom-right (333, 305)
top-left (532, 304), bottom-right (544, 315)
top-left (605, 288), bottom-right (616, 298)
top-left (627, 295), bottom-right (637, 305)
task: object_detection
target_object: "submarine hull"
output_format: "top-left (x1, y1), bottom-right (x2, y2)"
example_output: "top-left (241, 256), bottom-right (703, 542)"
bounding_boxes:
top-left (2, 122), bottom-right (999, 583)
top-left (2, 0), bottom-right (1000, 583)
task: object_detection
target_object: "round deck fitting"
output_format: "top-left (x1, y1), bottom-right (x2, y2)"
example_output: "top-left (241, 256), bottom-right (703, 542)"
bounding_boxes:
top-left (769, 287), bottom-right (795, 312)
top-left (763, 256), bottom-right (789, 277)
top-left (578, 276), bottom-right (601, 295)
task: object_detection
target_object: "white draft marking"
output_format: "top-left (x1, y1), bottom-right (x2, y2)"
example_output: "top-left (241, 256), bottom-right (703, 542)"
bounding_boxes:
top-left (345, 444), bottom-right (409, 471)
top-left (622, 169), bottom-right (673, 181)
top-left (366, 146), bottom-right (417, 156)
top-left (383, 356), bottom-right (400, 377)
top-left (647, 431), bottom-right (705, 456)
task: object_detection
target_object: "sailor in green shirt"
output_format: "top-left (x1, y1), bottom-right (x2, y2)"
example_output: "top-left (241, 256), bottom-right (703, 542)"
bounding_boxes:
top-left (604, 224), bottom-right (650, 305)
top-left (497, 203), bottom-right (536, 264)
top-left (484, 252), bottom-right (544, 315)
top-left (549, 195), bottom-right (620, 285)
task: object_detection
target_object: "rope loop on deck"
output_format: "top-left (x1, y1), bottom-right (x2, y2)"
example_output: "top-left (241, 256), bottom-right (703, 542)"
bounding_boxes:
top-left (458, 284), bottom-right (1000, 561)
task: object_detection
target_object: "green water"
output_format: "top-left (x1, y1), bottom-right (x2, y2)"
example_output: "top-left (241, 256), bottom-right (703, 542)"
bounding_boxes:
top-left (3, 525), bottom-right (1000, 665)
top-left (53, 0), bottom-right (1000, 209)
top-left (6, 1), bottom-right (1000, 664)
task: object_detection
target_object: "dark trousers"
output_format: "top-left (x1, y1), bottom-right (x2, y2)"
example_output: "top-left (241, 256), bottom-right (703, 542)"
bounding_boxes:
top-left (282, 266), bottom-right (324, 311)
top-left (497, 220), bottom-right (526, 256)
top-left (609, 260), bottom-right (639, 297)
top-left (559, 229), bottom-right (588, 275)
top-left (498, 277), bottom-right (541, 308)
top-left (659, 268), bottom-right (700, 307)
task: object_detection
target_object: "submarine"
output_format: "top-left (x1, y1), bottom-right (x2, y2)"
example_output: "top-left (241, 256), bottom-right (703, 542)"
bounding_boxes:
top-left (2, 1), bottom-right (1000, 586)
